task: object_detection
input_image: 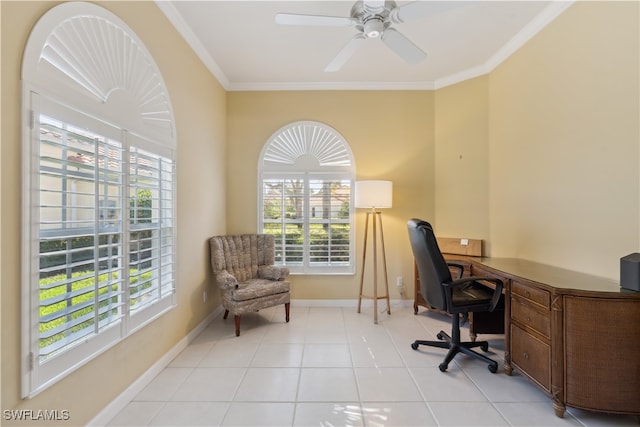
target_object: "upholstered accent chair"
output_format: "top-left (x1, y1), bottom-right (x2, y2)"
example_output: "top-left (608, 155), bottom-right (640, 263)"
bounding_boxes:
top-left (209, 234), bottom-right (291, 336)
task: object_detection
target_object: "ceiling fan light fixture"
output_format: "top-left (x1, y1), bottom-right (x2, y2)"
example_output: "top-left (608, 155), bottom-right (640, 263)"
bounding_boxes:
top-left (363, 17), bottom-right (384, 38)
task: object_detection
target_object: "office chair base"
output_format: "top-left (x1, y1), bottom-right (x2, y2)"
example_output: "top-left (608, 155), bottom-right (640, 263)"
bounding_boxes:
top-left (411, 330), bottom-right (498, 373)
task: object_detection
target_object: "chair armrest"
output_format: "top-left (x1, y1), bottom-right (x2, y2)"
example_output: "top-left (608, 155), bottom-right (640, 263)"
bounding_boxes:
top-left (258, 265), bottom-right (290, 281)
top-left (444, 276), bottom-right (504, 311)
top-left (215, 270), bottom-right (239, 291)
top-left (446, 262), bottom-right (465, 279)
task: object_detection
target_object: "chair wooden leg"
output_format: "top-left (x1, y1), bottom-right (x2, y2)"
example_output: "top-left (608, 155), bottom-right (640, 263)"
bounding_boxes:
top-left (285, 302), bottom-right (290, 323)
top-left (234, 315), bottom-right (241, 336)
top-left (223, 309), bottom-right (229, 320)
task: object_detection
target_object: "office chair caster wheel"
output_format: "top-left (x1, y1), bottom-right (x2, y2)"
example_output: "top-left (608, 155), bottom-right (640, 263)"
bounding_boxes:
top-left (488, 364), bottom-right (497, 373)
top-left (481, 343), bottom-right (489, 352)
top-left (411, 342), bottom-right (419, 350)
top-left (438, 363), bottom-right (448, 372)
top-left (436, 332), bottom-right (445, 340)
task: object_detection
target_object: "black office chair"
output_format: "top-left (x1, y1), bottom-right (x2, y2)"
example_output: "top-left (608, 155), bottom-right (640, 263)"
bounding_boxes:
top-left (407, 218), bottom-right (504, 373)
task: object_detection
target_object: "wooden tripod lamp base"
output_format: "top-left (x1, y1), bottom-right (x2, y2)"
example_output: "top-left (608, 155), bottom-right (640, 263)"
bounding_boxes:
top-left (354, 180), bottom-right (392, 324)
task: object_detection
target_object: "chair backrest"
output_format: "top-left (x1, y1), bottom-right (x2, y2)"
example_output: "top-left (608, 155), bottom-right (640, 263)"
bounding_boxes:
top-left (210, 234), bottom-right (275, 282)
top-left (407, 219), bottom-right (453, 311)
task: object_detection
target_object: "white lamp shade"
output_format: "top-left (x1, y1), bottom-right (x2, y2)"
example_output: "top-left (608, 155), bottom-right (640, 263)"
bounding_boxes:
top-left (355, 180), bottom-right (393, 209)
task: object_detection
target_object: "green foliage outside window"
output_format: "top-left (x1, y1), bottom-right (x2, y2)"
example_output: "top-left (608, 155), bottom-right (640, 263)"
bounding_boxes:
top-left (130, 188), bottom-right (152, 222)
top-left (39, 269), bottom-right (152, 354)
top-left (38, 189), bottom-right (156, 356)
top-left (263, 222), bottom-right (350, 263)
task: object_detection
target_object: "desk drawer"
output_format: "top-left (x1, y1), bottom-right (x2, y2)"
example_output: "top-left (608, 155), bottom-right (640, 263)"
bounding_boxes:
top-left (512, 280), bottom-right (549, 309)
top-left (511, 324), bottom-right (551, 392)
top-left (511, 296), bottom-right (550, 338)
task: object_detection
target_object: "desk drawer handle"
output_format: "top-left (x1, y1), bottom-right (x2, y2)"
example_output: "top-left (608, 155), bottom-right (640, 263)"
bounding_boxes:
top-left (523, 352), bottom-right (529, 359)
top-left (525, 291), bottom-right (531, 298)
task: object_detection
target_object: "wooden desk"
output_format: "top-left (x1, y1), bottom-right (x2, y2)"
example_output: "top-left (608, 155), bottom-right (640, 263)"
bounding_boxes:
top-left (469, 258), bottom-right (640, 418)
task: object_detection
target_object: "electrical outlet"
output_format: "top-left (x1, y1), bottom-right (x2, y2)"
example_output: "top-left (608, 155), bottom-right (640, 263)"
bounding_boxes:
top-left (396, 276), bottom-right (405, 299)
top-left (460, 238), bottom-right (469, 246)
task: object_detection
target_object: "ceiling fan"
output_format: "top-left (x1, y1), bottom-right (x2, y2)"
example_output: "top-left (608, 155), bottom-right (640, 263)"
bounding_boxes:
top-left (275, 0), bottom-right (459, 72)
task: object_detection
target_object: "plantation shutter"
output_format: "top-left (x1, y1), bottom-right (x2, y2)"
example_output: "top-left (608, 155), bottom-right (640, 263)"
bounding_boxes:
top-left (37, 104), bottom-right (126, 364)
top-left (29, 95), bottom-right (177, 393)
top-left (308, 176), bottom-right (351, 266)
top-left (128, 137), bottom-right (176, 323)
top-left (262, 175), bottom-right (305, 266)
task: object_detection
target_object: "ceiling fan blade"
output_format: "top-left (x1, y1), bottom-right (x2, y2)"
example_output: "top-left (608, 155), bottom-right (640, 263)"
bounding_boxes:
top-left (275, 13), bottom-right (354, 27)
top-left (325, 34), bottom-right (366, 72)
top-left (390, 1), bottom-right (465, 24)
top-left (381, 28), bottom-right (426, 64)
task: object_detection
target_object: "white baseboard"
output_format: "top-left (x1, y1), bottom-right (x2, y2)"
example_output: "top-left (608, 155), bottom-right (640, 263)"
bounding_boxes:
top-left (86, 306), bottom-right (223, 427)
top-left (293, 298), bottom-right (412, 309)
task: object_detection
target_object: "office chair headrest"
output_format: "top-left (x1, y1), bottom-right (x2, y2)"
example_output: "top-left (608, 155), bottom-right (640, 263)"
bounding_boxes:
top-left (407, 218), bottom-right (433, 232)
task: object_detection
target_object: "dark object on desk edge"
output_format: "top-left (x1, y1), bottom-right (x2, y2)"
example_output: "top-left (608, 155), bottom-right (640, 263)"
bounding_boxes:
top-left (620, 252), bottom-right (640, 292)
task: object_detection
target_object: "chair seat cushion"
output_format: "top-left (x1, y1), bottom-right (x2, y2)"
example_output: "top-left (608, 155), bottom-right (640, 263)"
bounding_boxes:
top-left (232, 279), bottom-right (290, 302)
top-left (451, 282), bottom-right (495, 308)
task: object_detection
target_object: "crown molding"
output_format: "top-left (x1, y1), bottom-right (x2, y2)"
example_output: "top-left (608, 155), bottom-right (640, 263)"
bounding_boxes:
top-left (228, 80), bottom-right (437, 91)
top-left (433, 64), bottom-right (492, 90)
top-left (483, 1), bottom-right (575, 73)
top-left (422, 1), bottom-right (575, 90)
top-left (155, 1), bottom-right (231, 90)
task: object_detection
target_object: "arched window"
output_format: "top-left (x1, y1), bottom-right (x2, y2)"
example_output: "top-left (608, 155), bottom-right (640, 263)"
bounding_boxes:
top-left (21, 3), bottom-right (176, 397)
top-left (258, 121), bottom-right (355, 275)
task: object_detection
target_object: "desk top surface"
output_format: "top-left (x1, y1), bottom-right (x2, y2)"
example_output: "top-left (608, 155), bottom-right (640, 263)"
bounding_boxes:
top-left (471, 257), bottom-right (632, 295)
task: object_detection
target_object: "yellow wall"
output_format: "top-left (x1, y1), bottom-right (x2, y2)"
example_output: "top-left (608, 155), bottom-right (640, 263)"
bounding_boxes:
top-left (227, 91), bottom-right (435, 299)
top-left (489, 1), bottom-right (639, 277)
top-left (434, 75), bottom-right (491, 243)
top-left (1, 1), bottom-right (227, 425)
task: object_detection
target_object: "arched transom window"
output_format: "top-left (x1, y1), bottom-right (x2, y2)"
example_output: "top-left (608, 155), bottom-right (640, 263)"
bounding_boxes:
top-left (258, 121), bottom-right (355, 275)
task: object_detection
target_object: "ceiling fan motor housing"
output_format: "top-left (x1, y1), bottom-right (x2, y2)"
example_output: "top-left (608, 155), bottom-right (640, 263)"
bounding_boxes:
top-left (352, 0), bottom-right (394, 38)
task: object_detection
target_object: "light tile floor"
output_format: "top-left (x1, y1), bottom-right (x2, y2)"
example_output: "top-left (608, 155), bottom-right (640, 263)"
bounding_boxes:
top-left (107, 305), bottom-right (638, 426)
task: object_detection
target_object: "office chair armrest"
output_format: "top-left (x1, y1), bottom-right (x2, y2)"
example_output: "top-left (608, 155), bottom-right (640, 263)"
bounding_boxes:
top-left (446, 262), bottom-right (465, 279)
top-left (445, 276), bottom-right (504, 311)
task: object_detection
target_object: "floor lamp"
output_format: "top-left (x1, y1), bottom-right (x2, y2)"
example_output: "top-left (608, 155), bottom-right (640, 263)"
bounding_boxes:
top-left (356, 180), bottom-right (392, 324)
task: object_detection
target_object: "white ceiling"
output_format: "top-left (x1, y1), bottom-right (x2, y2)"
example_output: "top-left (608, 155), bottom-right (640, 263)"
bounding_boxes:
top-left (156, 1), bottom-right (574, 91)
